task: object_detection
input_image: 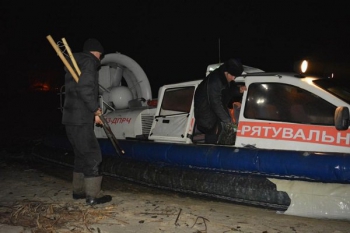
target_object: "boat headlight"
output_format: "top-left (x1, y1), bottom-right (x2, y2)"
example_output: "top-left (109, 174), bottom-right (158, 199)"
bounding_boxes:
top-left (294, 59), bottom-right (308, 74)
top-left (300, 60), bottom-right (308, 73)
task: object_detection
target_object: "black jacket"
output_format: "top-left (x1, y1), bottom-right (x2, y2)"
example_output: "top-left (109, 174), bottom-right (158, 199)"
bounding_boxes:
top-left (194, 65), bottom-right (241, 132)
top-left (62, 52), bottom-right (100, 125)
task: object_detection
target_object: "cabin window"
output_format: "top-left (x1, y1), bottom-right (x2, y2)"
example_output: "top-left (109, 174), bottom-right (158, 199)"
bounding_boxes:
top-left (244, 83), bottom-right (336, 125)
top-left (159, 86), bottom-right (195, 116)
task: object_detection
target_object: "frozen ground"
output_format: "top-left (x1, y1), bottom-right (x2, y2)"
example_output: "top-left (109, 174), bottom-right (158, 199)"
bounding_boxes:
top-left (1, 152), bottom-right (350, 233)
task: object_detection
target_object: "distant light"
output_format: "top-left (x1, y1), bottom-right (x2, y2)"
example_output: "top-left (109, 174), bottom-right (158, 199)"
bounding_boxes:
top-left (327, 73), bottom-right (335, 79)
top-left (257, 98), bottom-right (265, 104)
top-left (301, 60), bottom-right (308, 73)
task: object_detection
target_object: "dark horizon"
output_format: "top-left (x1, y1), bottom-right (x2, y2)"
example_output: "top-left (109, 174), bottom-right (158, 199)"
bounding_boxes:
top-left (2, 1), bottom-right (350, 97)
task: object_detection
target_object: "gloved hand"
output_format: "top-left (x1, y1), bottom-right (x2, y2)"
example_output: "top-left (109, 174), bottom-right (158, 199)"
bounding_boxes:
top-left (217, 122), bottom-right (237, 145)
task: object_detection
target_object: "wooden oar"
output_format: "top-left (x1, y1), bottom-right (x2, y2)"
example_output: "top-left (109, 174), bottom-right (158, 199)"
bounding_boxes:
top-left (61, 38), bottom-right (81, 75)
top-left (46, 35), bottom-right (79, 83)
top-left (46, 35), bottom-right (124, 155)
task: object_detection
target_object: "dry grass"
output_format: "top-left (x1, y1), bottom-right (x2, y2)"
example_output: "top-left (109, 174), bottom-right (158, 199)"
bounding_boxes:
top-left (0, 200), bottom-right (126, 233)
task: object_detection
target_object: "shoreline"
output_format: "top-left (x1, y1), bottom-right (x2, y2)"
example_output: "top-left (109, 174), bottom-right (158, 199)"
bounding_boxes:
top-left (1, 153), bottom-right (350, 233)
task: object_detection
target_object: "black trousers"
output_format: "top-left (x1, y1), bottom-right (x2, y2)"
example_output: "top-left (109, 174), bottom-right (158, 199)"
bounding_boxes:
top-left (65, 124), bottom-right (102, 177)
top-left (197, 120), bottom-right (223, 144)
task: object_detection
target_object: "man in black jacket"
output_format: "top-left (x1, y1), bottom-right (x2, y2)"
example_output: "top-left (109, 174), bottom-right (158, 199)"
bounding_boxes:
top-left (194, 59), bottom-right (245, 144)
top-left (62, 38), bottom-right (112, 205)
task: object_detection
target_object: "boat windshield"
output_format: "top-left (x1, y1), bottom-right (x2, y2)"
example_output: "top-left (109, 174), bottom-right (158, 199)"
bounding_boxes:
top-left (159, 86), bottom-right (195, 116)
top-left (313, 78), bottom-right (350, 105)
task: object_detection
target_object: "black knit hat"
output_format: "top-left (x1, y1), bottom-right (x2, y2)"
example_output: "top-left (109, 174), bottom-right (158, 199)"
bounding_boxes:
top-left (83, 38), bottom-right (104, 54)
top-left (224, 59), bottom-right (243, 76)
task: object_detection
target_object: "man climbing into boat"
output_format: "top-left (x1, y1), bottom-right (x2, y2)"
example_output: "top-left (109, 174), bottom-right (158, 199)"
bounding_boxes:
top-left (62, 38), bottom-right (112, 205)
top-left (194, 58), bottom-right (246, 144)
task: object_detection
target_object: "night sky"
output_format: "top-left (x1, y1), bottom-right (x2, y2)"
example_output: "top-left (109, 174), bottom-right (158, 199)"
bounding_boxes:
top-left (2, 0), bottom-right (350, 97)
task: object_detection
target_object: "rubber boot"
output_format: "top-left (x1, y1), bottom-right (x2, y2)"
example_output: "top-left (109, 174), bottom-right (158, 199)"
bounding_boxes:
top-left (85, 176), bottom-right (112, 205)
top-left (72, 172), bottom-right (85, 199)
